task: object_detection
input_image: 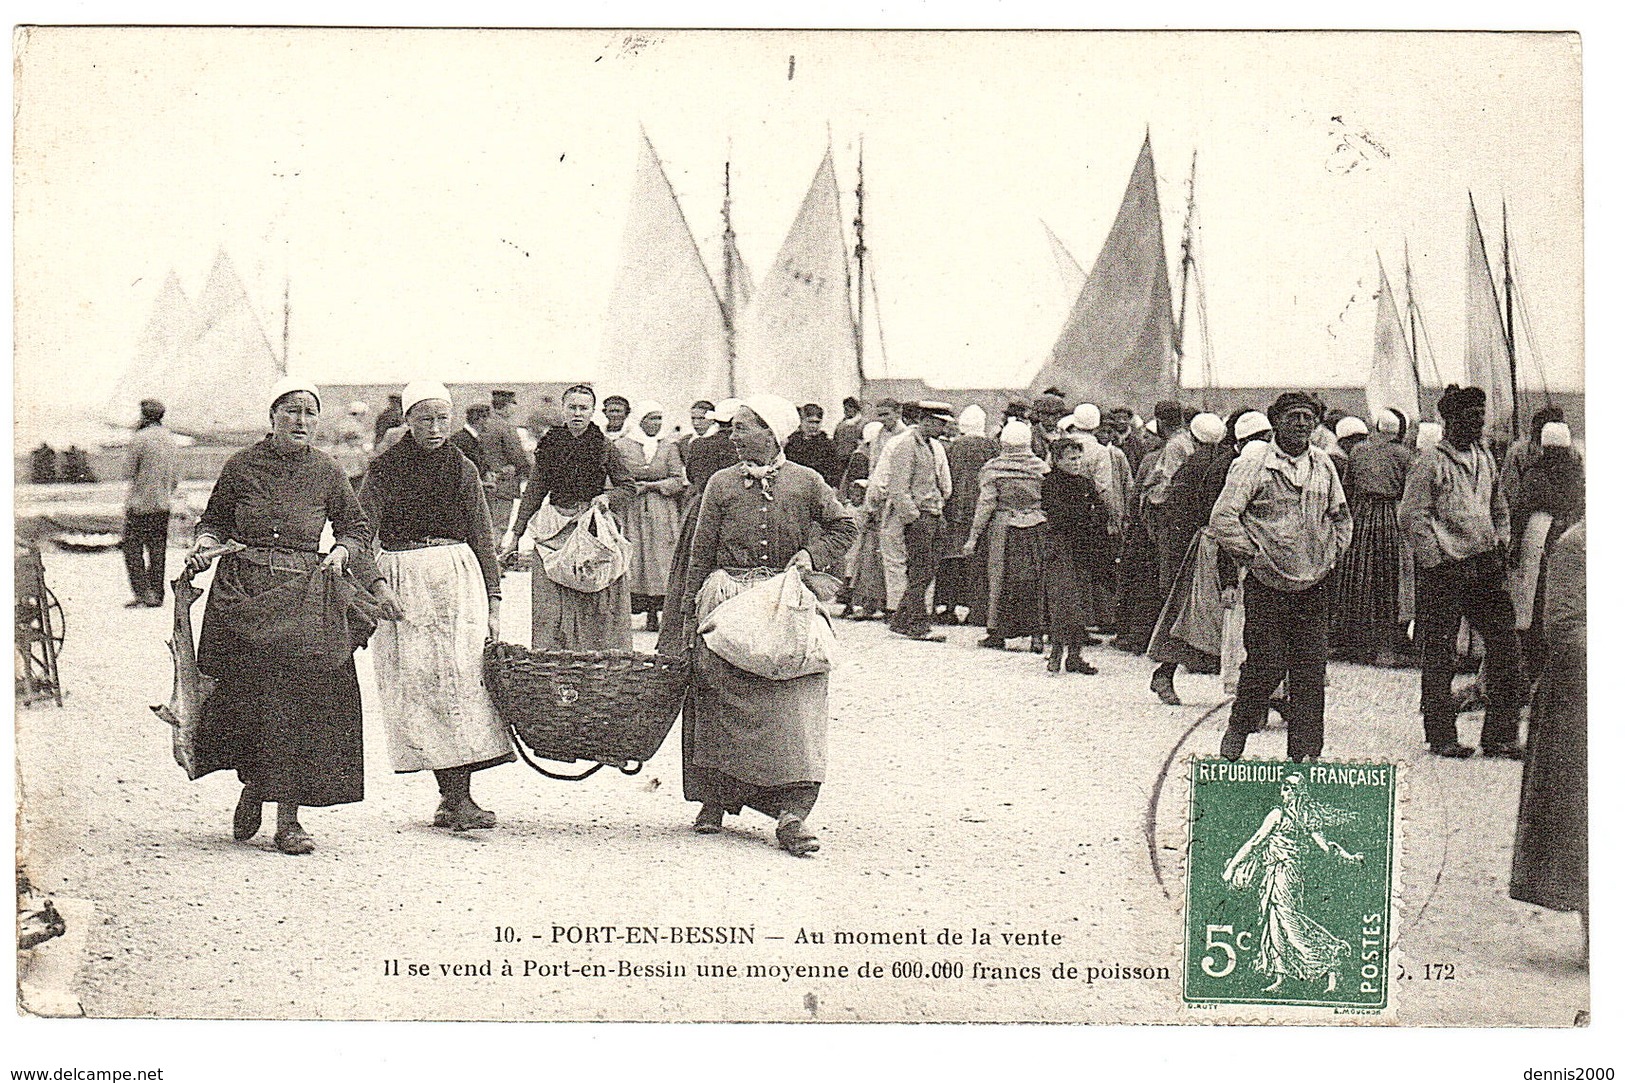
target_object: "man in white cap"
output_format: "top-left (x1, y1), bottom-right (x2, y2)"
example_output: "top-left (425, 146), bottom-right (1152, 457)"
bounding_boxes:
top-left (872, 401), bottom-right (955, 641)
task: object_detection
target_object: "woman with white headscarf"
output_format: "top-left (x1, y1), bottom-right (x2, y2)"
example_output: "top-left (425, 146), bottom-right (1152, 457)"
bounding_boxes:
top-left (962, 419), bottom-right (1051, 652)
top-left (360, 382), bottom-right (513, 832)
top-left (677, 395), bottom-right (857, 856)
top-left (184, 377), bottom-right (387, 855)
top-left (1146, 412), bottom-right (1240, 704)
top-left (613, 401), bottom-right (689, 632)
top-left (935, 405), bottom-right (999, 625)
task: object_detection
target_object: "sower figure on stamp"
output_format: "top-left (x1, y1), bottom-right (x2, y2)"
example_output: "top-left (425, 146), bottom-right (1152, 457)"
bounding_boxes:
top-left (1210, 392), bottom-right (1352, 763)
top-left (1222, 773), bottom-right (1363, 994)
top-left (1398, 384), bottom-right (1527, 759)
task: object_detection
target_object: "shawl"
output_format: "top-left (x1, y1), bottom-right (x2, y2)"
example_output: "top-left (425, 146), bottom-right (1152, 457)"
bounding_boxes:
top-left (366, 432), bottom-right (474, 545)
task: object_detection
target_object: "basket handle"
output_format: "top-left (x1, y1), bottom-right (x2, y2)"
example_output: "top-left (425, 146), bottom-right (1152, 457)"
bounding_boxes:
top-left (509, 723), bottom-right (607, 782)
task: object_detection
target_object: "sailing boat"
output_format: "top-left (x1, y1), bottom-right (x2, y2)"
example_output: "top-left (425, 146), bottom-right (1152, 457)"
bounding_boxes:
top-left (1366, 254), bottom-right (1421, 427)
top-left (1465, 194), bottom-right (1562, 446)
top-left (597, 129), bottom-right (732, 413)
top-left (732, 146), bottom-right (862, 412)
top-left (1029, 133), bottom-right (1179, 410)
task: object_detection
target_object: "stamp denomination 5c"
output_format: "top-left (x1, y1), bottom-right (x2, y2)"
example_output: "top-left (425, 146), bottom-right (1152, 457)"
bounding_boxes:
top-left (1183, 759), bottom-right (1396, 1010)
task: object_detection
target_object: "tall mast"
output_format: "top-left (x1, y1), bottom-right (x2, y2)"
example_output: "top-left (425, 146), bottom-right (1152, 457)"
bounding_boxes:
top-left (722, 156), bottom-right (738, 396)
top-left (281, 275), bottom-right (291, 372)
top-left (853, 136), bottom-right (867, 382)
top-left (1176, 150), bottom-right (1196, 371)
top-left (1402, 240), bottom-right (1422, 391)
top-left (1502, 198), bottom-right (1519, 436)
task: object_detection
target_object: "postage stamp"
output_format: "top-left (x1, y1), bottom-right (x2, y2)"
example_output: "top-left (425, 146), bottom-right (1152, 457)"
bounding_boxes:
top-left (1183, 759), bottom-right (1397, 1011)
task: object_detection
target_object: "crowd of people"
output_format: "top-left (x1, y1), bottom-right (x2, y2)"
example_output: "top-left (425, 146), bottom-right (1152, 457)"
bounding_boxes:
top-left (117, 375), bottom-right (1583, 925)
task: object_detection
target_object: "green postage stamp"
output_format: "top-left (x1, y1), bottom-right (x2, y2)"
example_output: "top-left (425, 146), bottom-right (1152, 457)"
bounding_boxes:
top-left (1183, 759), bottom-right (1397, 1010)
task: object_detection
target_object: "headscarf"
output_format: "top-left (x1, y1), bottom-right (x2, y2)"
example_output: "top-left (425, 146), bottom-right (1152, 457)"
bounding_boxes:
top-left (1072, 403), bottom-right (1101, 432)
top-left (740, 394), bottom-right (799, 448)
top-left (1416, 421), bottom-right (1444, 454)
top-left (1191, 413), bottom-right (1226, 445)
top-left (862, 420), bottom-right (884, 445)
top-left (1376, 408), bottom-right (1403, 435)
top-left (622, 400), bottom-right (667, 463)
top-left (1234, 411), bottom-right (1272, 441)
top-left (269, 375), bottom-right (322, 412)
top-left (999, 419), bottom-right (1033, 448)
top-left (1541, 421), bottom-right (1573, 449)
top-left (958, 404), bottom-right (987, 438)
top-left (401, 380), bottom-right (452, 417)
top-left (1335, 416), bottom-right (1369, 440)
top-left (707, 398), bottom-right (743, 423)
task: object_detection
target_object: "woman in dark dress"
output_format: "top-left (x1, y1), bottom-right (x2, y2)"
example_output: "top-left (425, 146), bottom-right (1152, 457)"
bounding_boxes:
top-left (1146, 412), bottom-right (1235, 704)
top-left (962, 419), bottom-right (1050, 652)
top-left (1039, 439), bottom-right (1101, 674)
top-left (677, 394), bottom-right (856, 857)
top-left (360, 382), bottom-right (513, 832)
top-left (935, 405), bottom-right (998, 625)
top-left (1510, 520), bottom-right (1587, 957)
top-left (186, 378), bottom-right (392, 855)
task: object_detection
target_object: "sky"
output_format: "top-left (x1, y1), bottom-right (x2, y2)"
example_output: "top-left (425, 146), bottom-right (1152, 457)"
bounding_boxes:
top-left (12, 29), bottom-right (1582, 445)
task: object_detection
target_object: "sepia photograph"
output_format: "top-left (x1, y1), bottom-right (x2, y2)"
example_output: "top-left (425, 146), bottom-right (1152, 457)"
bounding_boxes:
top-left (8, 17), bottom-right (1606, 1075)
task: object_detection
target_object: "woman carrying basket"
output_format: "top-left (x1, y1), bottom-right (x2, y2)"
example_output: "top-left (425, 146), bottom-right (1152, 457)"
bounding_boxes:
top-left (184, 377), bottom-right (391, 856)
top-left (677, 395), bottom-right (857, 857)
top-left (500, 384), bottom-right (636, 651)
top-left (360, 381), bottom-right (514, 832)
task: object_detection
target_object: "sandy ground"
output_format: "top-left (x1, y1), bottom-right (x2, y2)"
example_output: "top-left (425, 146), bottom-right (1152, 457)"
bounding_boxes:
top-left (15, 546), bottom-right (1587, 1024)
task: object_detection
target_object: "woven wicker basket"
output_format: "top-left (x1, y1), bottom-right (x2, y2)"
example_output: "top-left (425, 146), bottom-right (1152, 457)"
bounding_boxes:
top-left (483, 641), bottom-right (688, 772)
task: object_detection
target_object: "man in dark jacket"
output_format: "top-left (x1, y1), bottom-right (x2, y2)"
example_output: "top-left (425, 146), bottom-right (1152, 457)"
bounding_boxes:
top-left (785, 403), bottom-right (840, 485)
top-left (484, 389), bottom-right (533, 543)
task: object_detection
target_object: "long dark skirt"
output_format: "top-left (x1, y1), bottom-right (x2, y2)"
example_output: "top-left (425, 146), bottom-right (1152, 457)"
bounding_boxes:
top-left (194, 558), bottom-right (365, 807)
top-left (1330, 495), bottom-right (1403, 662)
top-left (681, 644), bottom-right (825, 821)
top-left (1114, 515), bottom-right (1163, 653)
top-left (1041, 527), bottom-right (1092, 637)
top-left (1148, 533), bottom-right (1220, 674)
top-left (1510, 639), bottom-right (1587, 912)
top-left (987, 522), bottom-right (1047, 639)
top-left (846, 523), bottom-right (889, 613)
top-left (934, 549), bottom-right (990, 624)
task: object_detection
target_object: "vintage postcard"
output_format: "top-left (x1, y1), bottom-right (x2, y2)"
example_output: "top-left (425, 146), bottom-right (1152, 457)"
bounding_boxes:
top-left (11, 25), bottom-right (1588, 1056)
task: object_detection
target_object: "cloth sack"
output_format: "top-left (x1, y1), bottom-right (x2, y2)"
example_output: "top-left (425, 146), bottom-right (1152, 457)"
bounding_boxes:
top-left (208, 566), bottom-right (375, 671)
top-left (541, 505), bottom-right (630, 594)
top-left (699, 568), bottom-right (840, 680)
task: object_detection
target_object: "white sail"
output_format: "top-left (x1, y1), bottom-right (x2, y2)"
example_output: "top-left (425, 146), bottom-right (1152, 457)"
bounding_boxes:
top-left (165, 249), bottom-right (285, 434)
top-left (1366, 256), bottom-right (1420, 427)
top-left (1465, 194), bottom-right (1516, 443)
top-left (597, 131), bottom-right (732, 411)
top-left (104, 270), bottom-right (197, 427)
top-left (1042, 219), bottom-right (1087, 301)
top-left (733, 148), bottom-right (861, 413)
